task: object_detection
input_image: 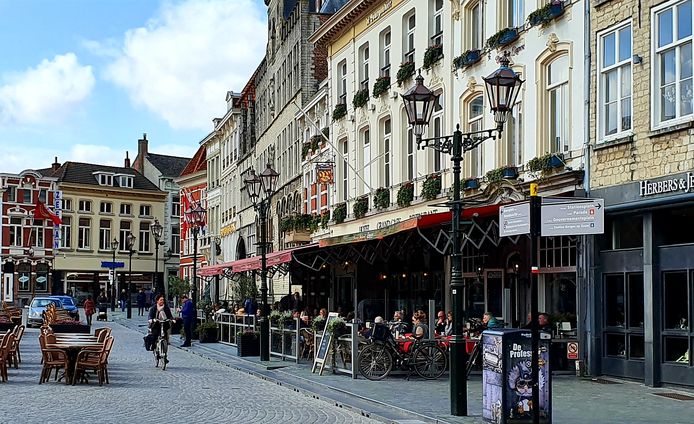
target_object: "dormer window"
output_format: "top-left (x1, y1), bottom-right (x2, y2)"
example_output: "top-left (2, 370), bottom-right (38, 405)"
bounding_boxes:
top-left (119, 176), bottom-right (133, 188)
top-left (96, 173), bottom-right (113, 186)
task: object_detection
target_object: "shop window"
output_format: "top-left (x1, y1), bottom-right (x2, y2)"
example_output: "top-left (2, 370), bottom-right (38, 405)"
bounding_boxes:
top-left (35, 263), bottom-right (48, 292)
top-left (663, 336), bottom-right (689, 362)
top-left (663, 271), bottom-right (689, 330)
top-left (544, 275), bottom-right (577, 324)
top-left (628, 274), bottom-right (645, 328)
top-left (605, 274), bottom-right (626, 327)
top-left (656, 207), bottom-right (694, 245)
top-left (629, 334), bottom-right (645, 359)
top-left (605, 333), bottom-right (626, 357)
top-left (17, 263), bottom-right (31, 291)
top-left (540, 236), bottom-right (577, 269)
top-left (605, 215), bottom-right (643, 249)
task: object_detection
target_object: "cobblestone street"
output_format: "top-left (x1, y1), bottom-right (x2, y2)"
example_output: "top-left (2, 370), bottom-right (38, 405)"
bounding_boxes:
top-left (0, 320), bottom-right (377, 424)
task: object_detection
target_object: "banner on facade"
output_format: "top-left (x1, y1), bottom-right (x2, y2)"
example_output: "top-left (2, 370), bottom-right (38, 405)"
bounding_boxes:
top-left (315, 163), bottom-right (334, 184)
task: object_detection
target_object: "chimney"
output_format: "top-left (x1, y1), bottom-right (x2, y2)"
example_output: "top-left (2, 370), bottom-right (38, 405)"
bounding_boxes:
top-left (137, 133), bottom-right (148, 173)
top-left (51, 156), bottom-right (61, 171)
top-left (124, 151), bottom-right (130, 168)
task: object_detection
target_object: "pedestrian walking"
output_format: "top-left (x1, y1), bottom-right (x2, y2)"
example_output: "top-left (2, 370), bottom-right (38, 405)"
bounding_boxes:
top-left (137, 289), bottom-right (147, 316)
top-left (84, 296), bottom-right (96, 326)
top-left (180, 294), bottom-right (196, 347)
top-left (119, 289), bottom-right (127, 312)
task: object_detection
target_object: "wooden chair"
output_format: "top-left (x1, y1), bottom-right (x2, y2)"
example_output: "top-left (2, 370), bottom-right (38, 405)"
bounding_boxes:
top-left (38, 334), bottom-right (69, 384)
top-left (8, 325), bottom-right (24, 368)
top-left (0, 332), bottom-right (15, 382)
top-left (300, 328), bottom-right (315, 359)
top-left (95, 327), bottom-right (111, 343)
top-left (74, 336), bottom-right (113, 386)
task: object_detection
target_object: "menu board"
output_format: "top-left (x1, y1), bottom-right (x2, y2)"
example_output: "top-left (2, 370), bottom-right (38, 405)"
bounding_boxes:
top-left (311, 312), bottom-right (338, 374)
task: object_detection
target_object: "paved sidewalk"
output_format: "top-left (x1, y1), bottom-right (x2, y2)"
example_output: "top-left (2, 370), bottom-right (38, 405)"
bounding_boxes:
top-left (116, 314), bottom-right (694, 424)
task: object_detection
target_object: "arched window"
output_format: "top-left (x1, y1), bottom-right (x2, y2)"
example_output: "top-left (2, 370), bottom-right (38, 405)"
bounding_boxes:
top-left (465, 95), bottom-right (484, 177)
top-left (546, 55), bottom-right (570, 153)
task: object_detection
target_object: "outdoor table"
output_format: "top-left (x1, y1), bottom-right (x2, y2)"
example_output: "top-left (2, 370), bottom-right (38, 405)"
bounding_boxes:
top-left (45, 341), bottom-right (103, 385)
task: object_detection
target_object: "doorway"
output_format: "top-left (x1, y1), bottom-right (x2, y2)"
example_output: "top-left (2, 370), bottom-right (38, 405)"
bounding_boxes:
top-left (3, 274), bottom-right (13, 302)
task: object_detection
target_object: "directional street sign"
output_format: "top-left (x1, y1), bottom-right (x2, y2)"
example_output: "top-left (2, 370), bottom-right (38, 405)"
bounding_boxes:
top-left (540, 199), bottom-right (604, 236)
top-left (499, 201), bottom-right (531, 237)
top-left (101, 261), bottom-right (125, 269)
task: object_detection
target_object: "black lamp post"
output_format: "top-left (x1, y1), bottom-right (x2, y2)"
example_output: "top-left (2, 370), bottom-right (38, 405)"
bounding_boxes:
top-left (151, 218), bottom-right (164, 296)
top-left (125, 232), bottom-right (136, 319)
top-left (401, 57), bottom-right (523, 417)
top-left (110, 238), bottom-right (119, 312)
top-left (244, 162), bottom-right (279, 362)
top-left (185, 202), bottom-right (206, 309)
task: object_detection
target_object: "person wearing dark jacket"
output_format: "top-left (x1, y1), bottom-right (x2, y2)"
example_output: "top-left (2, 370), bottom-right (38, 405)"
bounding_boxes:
top-left (179, 294), bottom-right (196, 347)
top-left (137, 289), bottom-right (147, 316)
top-left (148, 294), bottom-right (175, 343)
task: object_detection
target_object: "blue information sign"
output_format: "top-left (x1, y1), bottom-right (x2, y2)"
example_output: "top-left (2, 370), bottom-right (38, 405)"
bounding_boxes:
top-left (101, 261), bottom-right (125, 269)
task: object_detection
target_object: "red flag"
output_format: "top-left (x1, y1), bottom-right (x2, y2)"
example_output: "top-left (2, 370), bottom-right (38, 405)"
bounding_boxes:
top-left (34, 200), bottom-right (62, 226)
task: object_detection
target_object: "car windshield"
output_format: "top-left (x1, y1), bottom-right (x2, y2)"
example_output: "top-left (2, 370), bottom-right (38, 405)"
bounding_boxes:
top-left (56, 297), bottom-right (74, 306)
top-left (31, 299), bottom-right (61, 308)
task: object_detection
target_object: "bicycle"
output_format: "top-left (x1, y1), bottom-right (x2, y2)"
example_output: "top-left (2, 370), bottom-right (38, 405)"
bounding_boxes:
top-left (358, 323), bottom-right (448, 381)
top-left (150, 318), bottom-right (171, 370)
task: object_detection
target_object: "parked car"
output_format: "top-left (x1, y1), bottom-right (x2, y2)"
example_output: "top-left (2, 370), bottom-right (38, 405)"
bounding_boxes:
top-left (26, 297), bottom-right (63, 327)
top-left (48, 295), bottom-right (80, 320)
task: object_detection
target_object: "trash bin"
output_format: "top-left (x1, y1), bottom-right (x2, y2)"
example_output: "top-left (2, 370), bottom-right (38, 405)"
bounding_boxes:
top-left (481, 328), bottom-right (552, 423)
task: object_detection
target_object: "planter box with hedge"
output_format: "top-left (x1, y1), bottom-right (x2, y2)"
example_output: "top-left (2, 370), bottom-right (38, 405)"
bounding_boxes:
top-left (487, 27), bottom-right (519, 51)
top-left (353, 88), bottom-right (369, 109)
top-left (396, 61), bottom-right (415, 87)
top-left (237, 331), bottom-right (260, 357)
top-left (527, 153), bottom-right (564, 172)
top-left (353, 196), bottom-right (369, 219)
top-left (333, 203), bottom-right (347, 224)
top-left (196, 321), bottom-right (218, 343)
top-left (421, 174), bottom-right (442, 200)
top-left (423, 44), bottom-right (443, 70)
top-left (397, 182), bottom-right (415, 208)
top-left (453, 49), bottom-right (482, 70)
top-left (373, 187), bottom-right (390, 210)
top-left (372, 76), bottom-right (390, 98)
top-left (528, 1), bottom-right (565, 27)
top-left (332, 103), bottom-right (347, 121)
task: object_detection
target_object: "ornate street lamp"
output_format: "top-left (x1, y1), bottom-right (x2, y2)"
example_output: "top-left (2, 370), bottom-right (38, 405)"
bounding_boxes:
top-left (126, 232), bottom-right (136, 319)
top-left (110, 238), bottom-right (119, 312)
top-left (244, 162), bottom-right (279, 362)
top-left (151, 218), bottom-right (165, 296)
top-left (185, 202), bottom-right (206, 309)
top-left (402, 57), bottom-right (523, 417)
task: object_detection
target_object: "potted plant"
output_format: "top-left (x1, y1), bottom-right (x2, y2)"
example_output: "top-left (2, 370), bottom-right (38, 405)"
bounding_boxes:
top-left (486, 165), bottom-right (519, 183)
top-left (453, 49), bottom-right (482, 70)
top-left (421, 173), bottom-right (442, 200)
top-left (333, 203), bottom-right (347, 224)
top-left (396, 61), bottom-right (416, 87)
top-left (312, 316), bottom-right (326, 333)
top-left (279, 216), bottom-right (294, 233)
top-left (332, 103), bottom-right (347, 121)
top-left (320, 211), bottom-right (330, 229)
top-left (49, 319), bottom-right (91, 334)
top-left (528, 152), bottom-right (564, 172)
top-left (269, 310), bottom-right (282, 327)
top-left (236, 330), bottom-right (260, 356)
top-left (280, 311), bottom-right (294, 329)
top-left (373, 187), bottom-right (390, 210)
top-left (463, 177), bottom-right (480, 190)
top-left (353, 196), bottom-right (369, 219)
top-left (397, 181), bottom-right (415, 208)
top-left (352, 88), bottom-right (369, 109)
top-left (487, 27), bottom-right (519, 51)
top-left (326, 316), bottom-right (346, 336)
top-left (196, 321), bottom-right (218, 343)
top-left (423, 44), bottom-right (444, 70)
top-left (372, 76), bottom-right (391, 98)
top-left (528, 1), bottom-right (565, 27)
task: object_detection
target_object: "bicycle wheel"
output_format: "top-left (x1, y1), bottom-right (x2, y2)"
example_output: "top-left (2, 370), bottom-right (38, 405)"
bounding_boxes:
top-left (154, 344), bottom-right (160, 368)
top-left (161, 339), bottom-right (168, 370)
top-left (358, 343), bottom-right (393, 381)
top-left (412, 343), bottom-right (448, 379)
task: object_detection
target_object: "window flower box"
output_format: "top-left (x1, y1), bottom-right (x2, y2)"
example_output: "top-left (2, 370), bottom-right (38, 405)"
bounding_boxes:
top-left (373, 187), bottom-right (390, 210)
top-left (353, 196), bottom-right (369, 219)
top-left (486, 165), bottom-right (519, 183)
top-left (397, 182), bottom-right (415, 208)
top-left (421, 173), bottom-right (442, 200)
top-left (453, 49), bottom-right (482, 70)
top-left (372, 76), bottom-right (390, 98)
top-left (463, 178), bottom-right (480, 190)
top-left (528, 1), bottom-right (565, 28)
top-left (396, 61), bottom-right (416, 87)
top-left (333, 203), bottom-right (347, 224)
top-left (332, 103), bottom-right (347, 121)
top-left (527, 153), bottom-right (564, 172)
top-left (487, 27), bottom-right (519, 51)
top-left (352, 88), bottom-right (369, 109)
top-left (423, 44), bottom-right (444, 70)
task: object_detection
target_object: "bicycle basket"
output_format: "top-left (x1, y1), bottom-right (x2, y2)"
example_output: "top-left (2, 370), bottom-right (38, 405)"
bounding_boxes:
top-left (370, 323), bottom-right (390, 342)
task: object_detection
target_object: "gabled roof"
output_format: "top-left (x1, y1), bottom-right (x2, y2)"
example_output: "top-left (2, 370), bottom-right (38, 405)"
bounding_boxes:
top-left (179, 145), bottom-right (207, 177)
top-left (146, 153), bottom-right (191, 178)
top-left (40, 161), bottom-right (161, 191)
top-left (309, 0), bottom-right (378, 46)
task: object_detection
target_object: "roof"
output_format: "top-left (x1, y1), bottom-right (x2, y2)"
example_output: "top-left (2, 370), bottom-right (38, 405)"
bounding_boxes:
top-left (179, 145), bottom-right (207, 177)
top-left (146, 153), bottom-right (191, 178)
top-left (319, 0), bottom-right (348, 14)
top-left (309, 0), bottom-right (378, 46)
top-left (42, 161), bottom-right (162, 192)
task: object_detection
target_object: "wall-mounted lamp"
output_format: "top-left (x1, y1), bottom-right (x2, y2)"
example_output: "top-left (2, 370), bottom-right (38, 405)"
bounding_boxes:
top-left (632, 54), bottom-right (642, 64)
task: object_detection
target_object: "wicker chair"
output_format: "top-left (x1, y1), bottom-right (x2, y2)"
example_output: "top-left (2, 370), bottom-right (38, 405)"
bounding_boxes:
top-left (7, 325), bottom-right (24, 368)
top-left (300, 328), bottom-right (315, 359)
top-left (0, 331), bottom-right (15, 382)
top-left (74, 336), bottom-right (113, 386)
top-left (38, 334), bottom-right (69, 384)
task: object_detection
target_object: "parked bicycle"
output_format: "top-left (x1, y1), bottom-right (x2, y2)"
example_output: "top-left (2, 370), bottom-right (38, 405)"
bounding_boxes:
top-left (150, 318), bottom-right (171, 370)
top-left (358, 323), bottom-right (447, 380)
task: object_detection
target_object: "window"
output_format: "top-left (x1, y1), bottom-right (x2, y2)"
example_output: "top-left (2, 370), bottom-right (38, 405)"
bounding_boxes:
top-left (653, 0), bottom-right (694, 126)
top-left (605, 215), bottom-right (643, 249)
top-left (404, 12), bottom-right (416, 63)
top-left (6, 186), bottom-right (16, 202)
top-left (599, 23), bottom-right (632, 140)
top-left (603, 273), bottom-right (645, 359)
top-left (504, 102), bottom-right (523, 166)
top-left (120, 203), bottom-right (132, 215)
top-left (171, 225), bottom-right (180, 254)
top-left (359, 43), bottom-right (369, 90)
top-left (23, 189), bottom-right (32, 204)
top-left (78, 218), bottom-right (91, 249)
top-left (504, 0), bottom-right (524, 29)
top-left (381, 28), bottom-right (392, 77)
top-left (431, 91), bottom-right (444, 172)
top-left (99, 219), bottom-right (111, 250)
top-left (341, 138), bottom-right (348, 201)
top-left (431, 0), bottom-right (444, 45)
top-left (34, 219), bottom-right (44, 247)
top-left (172, 196), bottom-right (181, 217)
top-left (338, 60), bottom-right (347, 105)
top-left (383, 118), bottom-right (392, 187)
top-left (139, 222), bottom-right (151, 252)
top-left (9, 217), bottom-right (22, 246)
top-left (100, 201), bottom-right (112, 214)
top-left (139, 204), bottom-right (151, 217)
top-left (466, 1), bottom-right (483, 51)
top-left (78, 200), bottom-right (92, 213)
top-left (39, 189), bottom-right (47, 203)
top-left (35, 263), bottom-right (49, 292)
top-left (119, 176), bottom-right (133, 188)
top-left (547, 55), bottom-right (569, 153)
top-left (61, 198), bottom-right (72, 211)
top-left (362, 128), bottom-right (371, 194)
top-left (467, 95), bottom-right (484, 176)
top-left (98, 174), bottom-right (113, 186)
top-left (406, 126), bottom-right (415, 181)
top-left (17, 263), bottom-right (30, 291)
top-left (60, 216), bottom-right (71, 248)
top-left (119, 221), bottom-right (131, 250)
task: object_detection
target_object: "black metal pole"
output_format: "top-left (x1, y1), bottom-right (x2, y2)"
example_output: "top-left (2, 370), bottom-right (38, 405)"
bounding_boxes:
top-left (192, 228), bottom-right (198, 309)
top-left (154, 241), bottom-right (159, 295)
top-left (111, 249), bottom-right (116, 312)
top-left (530, 184), bottom-right (541, 424)
top-left (127, 250), bottom-right (133, 319)
top-left (259, 199), bottom-right (270, 362)
top-left (449, 127), bottom-right (467, 416)
top-left (214, 274), bottom-right (220, 304)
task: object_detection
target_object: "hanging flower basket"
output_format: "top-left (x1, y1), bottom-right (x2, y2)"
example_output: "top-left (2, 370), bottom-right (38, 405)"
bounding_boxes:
top-left (453, 49), bottom-right (482, 70)
top-left (397, 182), bottom-right (415, 208)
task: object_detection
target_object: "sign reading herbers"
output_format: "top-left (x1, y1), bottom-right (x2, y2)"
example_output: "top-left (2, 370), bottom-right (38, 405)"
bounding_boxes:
top-left (639, 172), bottom-right (694, 197)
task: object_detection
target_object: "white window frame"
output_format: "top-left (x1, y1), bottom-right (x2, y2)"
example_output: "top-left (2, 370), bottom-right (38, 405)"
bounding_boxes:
top-left (338, 60), bottom-right (348, 105)
top-left (78, 200), bottom-right (92, 213)
top-left (431, 0), bottom-right (444, 46)
top-left (406, 126), bottom-right (416, 181)
top-left (547, 55), bottom-right (570, 153)
top-left (78, 218), bottom-right (91, 250)
top-left (99, 219), bottom-right (111, 250)
top-left (61, 198), bottom-right (72, 211)
top-left (171, 225), bottom-right (180, 255)
top-left (505, 102), bottom-right (524, 166)
top-left (172, 196), bottom-right (181, 217)
top-left (119, 176), bottom-right (133, 188)
top-left (383, 118), bottom-right (392, 188)
top-left (120, 203), bottom-right (132, 216)
top-left (598, 21), bottom-right (633, 142)
top-left (34, 220), bottom-right (44, 247)
top-left (360, 43), bottom-right (370, 90)
top-left (341, 138), bottom-right (349, 201)
top-left (652, 0), bottom-right (694, 129)
top-left (381, 28), bottom-right (392, 77)
top-left (466, 1), bottom-right (483, 51)
top-left (60, 216), bottom-right (71, 248)
top-left (9, 217), bottom-right (22, 246)
top-left (431, 91), bottom-right (444, 172)
top-left (404, 11), bottom-right (416, 63)
top-left (100, 201), bottom-right (112, 214)
top-left (139, 204), bottom-right (152, 217)
top-left (509, 0), bottom-right (525, 29)
top-left (362, 128), bottom-right (371, 194)
top-left (139, 222), bottom-right (151, 252)
top-left (119, 221), bottom-right (131, 251)
top-left (467, 95), bottom-right (484, 177)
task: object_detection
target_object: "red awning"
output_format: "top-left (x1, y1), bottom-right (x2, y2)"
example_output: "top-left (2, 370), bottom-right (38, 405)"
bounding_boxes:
top-left (197, 244), bottom-right (317, 276)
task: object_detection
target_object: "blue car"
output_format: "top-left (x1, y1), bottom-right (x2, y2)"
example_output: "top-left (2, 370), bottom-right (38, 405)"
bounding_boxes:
top-left (48, 296), bottom-right (80, 320)
top-left (26, 297), bottom-right (63, 327)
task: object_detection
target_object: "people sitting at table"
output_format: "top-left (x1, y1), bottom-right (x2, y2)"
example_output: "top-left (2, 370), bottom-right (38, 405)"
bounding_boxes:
top-left (523, 312), bottom-right (553, 333)
top-left (435, 310), bottom-right (447, 336)
top-left (390, 310), bottom-right (410, 335)
top-left (411, 310), bottom-right (429, 340)
top-left (482, 312), bottom-right (503, 330)
top-left (444, 311), bottom-right (453, 336)
top-left (361, 316), bottom-right (384, 339)
top-left (319, 308), bottom-right (328, 319)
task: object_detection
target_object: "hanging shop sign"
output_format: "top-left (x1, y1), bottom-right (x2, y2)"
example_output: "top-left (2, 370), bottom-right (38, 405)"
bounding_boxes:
top-left (315, 163), bottom-right (334, 184)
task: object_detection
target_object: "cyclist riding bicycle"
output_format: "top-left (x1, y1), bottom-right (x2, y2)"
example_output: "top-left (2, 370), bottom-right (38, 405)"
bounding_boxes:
top-left (148, 294), bottom-right (174, 342)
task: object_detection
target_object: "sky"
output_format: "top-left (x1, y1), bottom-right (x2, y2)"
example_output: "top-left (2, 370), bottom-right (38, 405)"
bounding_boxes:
top-left (0, 0), bottom-right (268, 173)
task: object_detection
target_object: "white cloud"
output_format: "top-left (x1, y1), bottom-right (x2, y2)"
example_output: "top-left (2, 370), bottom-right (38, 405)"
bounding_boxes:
top-left (69, 144), bottom-right (124, 167)
top-left (0, 53), bottom-right (95, 125)
top-left (104, 0), bottom-right (267, 130)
